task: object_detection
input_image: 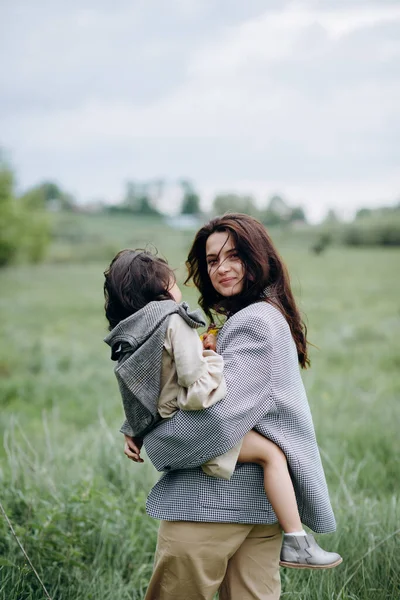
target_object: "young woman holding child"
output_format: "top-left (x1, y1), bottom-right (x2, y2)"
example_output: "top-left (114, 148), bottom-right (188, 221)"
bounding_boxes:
top-left (105, 213), bottom-right (341, 600)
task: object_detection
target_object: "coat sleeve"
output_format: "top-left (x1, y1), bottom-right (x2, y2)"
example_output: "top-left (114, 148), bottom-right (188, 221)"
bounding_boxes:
top-left (143, 313), bottom-right (275, 471)
top-left (168, 315), bottom-right (226, 411)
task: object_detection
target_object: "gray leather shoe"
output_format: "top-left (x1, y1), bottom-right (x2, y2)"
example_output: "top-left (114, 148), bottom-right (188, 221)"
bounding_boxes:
top-left (280, 534), bottom-right (343, 569)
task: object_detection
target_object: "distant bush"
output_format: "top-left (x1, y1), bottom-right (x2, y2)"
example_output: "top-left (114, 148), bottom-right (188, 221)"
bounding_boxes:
top-left (0, 165), bottom-right (20, 266)
top-left (0, 159), bottom-right (52, 267)
top-left (310, 233), bottom-right (332, 255)
top-left (343, 215), bottom-right (400, 247)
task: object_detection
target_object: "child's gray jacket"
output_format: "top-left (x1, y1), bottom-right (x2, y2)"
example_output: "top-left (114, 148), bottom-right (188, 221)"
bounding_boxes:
top-left (143, 301), bottom-right (337, 533)
top-left (104, 300), bottom-right (205, 438)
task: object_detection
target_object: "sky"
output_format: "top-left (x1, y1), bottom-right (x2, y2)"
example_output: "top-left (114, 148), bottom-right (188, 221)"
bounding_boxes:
top-left (1, 0), bottom-right (399, 222)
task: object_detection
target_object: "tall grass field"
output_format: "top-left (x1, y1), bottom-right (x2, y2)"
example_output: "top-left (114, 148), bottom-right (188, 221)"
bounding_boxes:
top-left (0, 216), bottom-right (399, 599)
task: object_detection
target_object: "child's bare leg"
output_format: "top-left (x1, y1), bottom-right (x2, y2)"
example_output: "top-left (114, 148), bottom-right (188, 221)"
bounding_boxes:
top-left (238, 431), bottom-right (343, 569)
top-left (238, 430), bottom-right (302, 533)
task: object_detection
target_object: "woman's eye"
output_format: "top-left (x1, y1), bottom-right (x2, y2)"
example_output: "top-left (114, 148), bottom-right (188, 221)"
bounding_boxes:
top-left (207, 260), bottom-right (217, 266)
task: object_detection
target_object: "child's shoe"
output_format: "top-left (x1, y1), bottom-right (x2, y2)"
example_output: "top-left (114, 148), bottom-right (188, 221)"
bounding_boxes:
top-left (280, 534), bottom-right (342, 569)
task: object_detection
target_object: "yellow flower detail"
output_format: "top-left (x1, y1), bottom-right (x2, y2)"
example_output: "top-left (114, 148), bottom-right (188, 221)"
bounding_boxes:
top-left (199, 327), bottom-right (219, 341)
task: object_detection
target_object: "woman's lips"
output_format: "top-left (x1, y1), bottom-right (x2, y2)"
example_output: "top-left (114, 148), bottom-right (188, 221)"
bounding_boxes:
top-left (219, 277), bottom-right (236, 285)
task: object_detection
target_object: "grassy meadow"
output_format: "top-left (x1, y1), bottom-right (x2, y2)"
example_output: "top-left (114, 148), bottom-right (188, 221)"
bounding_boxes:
top-left (0, 214), bottom-right (399, 599)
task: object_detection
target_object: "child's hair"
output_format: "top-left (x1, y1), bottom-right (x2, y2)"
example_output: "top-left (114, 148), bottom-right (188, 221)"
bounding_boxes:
top-left (104, 249), bottom-right (176, 330)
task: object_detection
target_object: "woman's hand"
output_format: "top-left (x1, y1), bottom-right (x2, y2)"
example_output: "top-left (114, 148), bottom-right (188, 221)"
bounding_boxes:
top-left (124, 435), bottom-right (144, 463)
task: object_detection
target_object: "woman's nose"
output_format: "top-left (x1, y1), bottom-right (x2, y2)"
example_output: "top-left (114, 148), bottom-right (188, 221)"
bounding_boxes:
top-left (217, 260), bottom-right (229, 274)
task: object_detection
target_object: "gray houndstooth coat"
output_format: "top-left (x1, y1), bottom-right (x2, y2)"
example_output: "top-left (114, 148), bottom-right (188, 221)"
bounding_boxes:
top-left (104, 300), bottom-right (205, 438)
top-left (143, 301), bottom-right (337, 533)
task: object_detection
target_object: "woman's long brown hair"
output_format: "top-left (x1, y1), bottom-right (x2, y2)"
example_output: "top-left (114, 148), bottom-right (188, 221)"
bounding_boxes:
top-left (185, 213), bottom-right (310, 368)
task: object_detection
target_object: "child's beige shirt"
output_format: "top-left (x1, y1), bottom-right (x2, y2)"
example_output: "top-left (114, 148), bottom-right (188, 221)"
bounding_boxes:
top-left (158, 314), bottom-right (241, 479)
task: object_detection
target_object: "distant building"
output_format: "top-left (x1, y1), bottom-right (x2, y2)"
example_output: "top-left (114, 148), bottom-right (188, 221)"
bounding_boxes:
top-left (165, 214), bottom-right (202, 230)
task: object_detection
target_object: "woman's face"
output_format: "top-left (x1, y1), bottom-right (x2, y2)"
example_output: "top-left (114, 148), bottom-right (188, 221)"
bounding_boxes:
top-left (205, 231), bottom-right (245, 297)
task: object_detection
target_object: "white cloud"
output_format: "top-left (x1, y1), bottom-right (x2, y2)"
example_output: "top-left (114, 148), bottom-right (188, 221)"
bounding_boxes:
top-left (189, 2), bottom-right (400, 74)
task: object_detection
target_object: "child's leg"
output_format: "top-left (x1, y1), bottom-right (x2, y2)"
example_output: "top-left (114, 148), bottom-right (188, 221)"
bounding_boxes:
top-left (238, 430), bottom-right (302, 533)
top-left (238, 431), bottom-right (343, 569)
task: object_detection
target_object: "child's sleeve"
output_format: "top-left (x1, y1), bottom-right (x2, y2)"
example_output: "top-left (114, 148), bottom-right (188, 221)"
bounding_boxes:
top-left (166, 314), bottom-right (226, 411)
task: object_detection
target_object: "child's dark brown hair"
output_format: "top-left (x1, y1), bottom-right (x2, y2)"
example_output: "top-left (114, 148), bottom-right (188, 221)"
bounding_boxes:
top-left (104, 249), bottom-right (175, 330)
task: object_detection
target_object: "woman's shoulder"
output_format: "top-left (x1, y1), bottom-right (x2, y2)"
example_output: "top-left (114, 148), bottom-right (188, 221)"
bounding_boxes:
top-left (221, 301), bottom-right (290, 340)
top-left (232, 301), bottom-right (286, 324)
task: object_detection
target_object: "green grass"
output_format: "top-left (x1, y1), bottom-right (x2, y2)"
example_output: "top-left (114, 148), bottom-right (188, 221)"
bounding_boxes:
top-left (0, 220), bottom-right (399, 599)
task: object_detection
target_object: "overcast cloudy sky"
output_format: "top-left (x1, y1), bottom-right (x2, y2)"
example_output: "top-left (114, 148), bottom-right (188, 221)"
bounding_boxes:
top-left (1, 0), bottom-right (399, 221)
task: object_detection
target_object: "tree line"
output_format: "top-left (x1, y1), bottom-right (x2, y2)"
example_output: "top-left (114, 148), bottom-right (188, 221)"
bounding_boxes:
top-left (0, 161), bottom-right (307, 268)
top-left (104, 178), bottom-right (307, 227)
top-left (1, 156), bottom-right (399, 268)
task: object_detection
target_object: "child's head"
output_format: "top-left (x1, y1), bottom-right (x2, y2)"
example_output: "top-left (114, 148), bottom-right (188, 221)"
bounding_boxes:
top-left (104, 249), bottom-right (181, 330)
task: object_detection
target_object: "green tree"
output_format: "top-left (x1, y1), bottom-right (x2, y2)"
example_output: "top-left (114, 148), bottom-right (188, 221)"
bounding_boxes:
top-left (267, 195), bottom-right (291, 217)
top-left (356, 203), bottom-right (400, 220)
top-left (137, 195), bottom-right (160, 216)
top-left (19, 181), bottom-right (75, 211)
top-left (324, 209), bottom-right (340, 224)
top-left (18, 184), bottom-right (52, 263)
top-left (356, 208), bottom-right (372, 220)
top-left (212, 194), bottom-right (258, 217)
top-left (122, 181), bottom-right (161, 216)
top-left (289, 206), bottom-right (307, 223)
top-left (123, 181), bottom-right (140, 212)
top-left (0, 158), bottom-right (52, 266)
top-left (0, 161), bottom-right (19, 266)
top-left (260, 195), bottom-right (292, 227)
top-left (19, 194), bottom-right (51, 263)
top-left (180, 180), bottom-right (201, 215)
top-left (261, 209), bottom-right (283, 227)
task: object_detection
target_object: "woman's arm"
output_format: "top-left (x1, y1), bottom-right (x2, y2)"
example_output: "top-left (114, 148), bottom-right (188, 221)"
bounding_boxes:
top-left (143, 312), bottom-right (275, 471)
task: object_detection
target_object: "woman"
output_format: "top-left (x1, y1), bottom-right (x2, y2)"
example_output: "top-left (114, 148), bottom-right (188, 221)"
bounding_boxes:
top-left (124, 214), bottom-right (337, 600)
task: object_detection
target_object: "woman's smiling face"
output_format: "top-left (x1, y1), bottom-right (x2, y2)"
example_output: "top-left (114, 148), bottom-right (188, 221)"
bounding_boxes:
top-left (205, 231), bottom-right (245, 297)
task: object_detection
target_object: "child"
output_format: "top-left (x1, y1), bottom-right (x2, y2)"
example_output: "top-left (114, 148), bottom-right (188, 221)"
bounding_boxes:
top-left (104, 248), bottom-right (342, 569)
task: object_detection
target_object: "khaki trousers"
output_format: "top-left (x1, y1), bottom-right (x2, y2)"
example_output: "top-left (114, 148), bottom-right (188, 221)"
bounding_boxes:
top-left (144, 520), bottom-right (282, 600)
